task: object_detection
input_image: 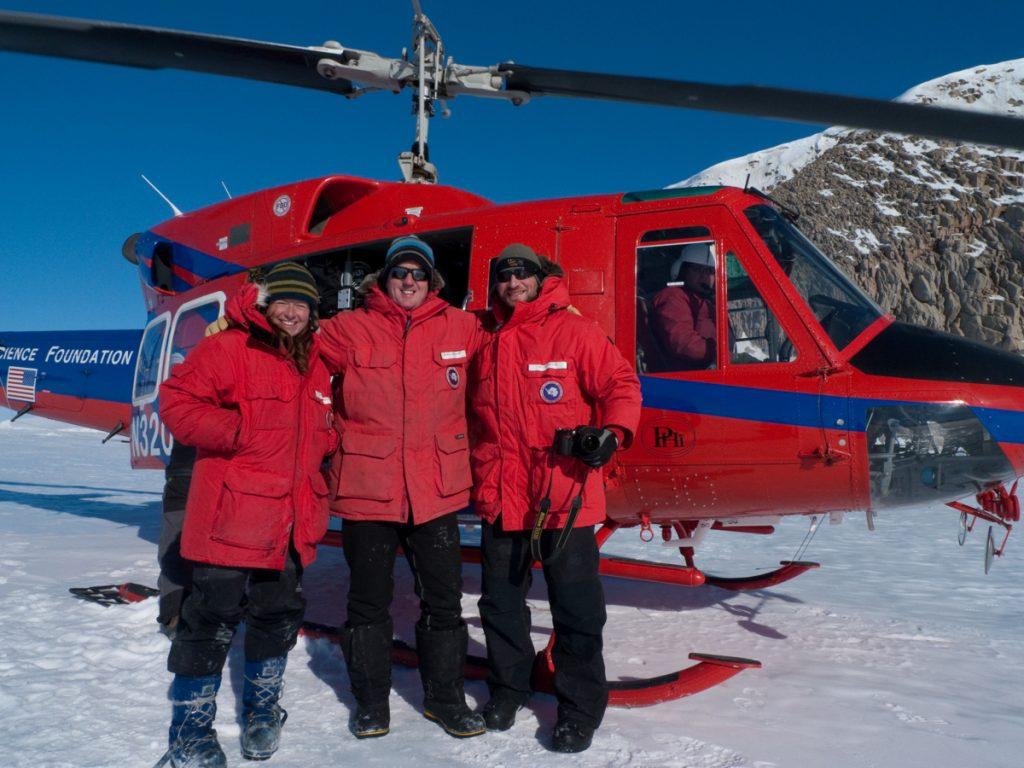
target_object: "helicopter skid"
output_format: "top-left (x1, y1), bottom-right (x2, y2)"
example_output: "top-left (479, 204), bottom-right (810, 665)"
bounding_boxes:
top-left (328, 532), bottom-right (808, 589)
top-left (457, 544), bottom-right (707, 587)
top-left (701, 561), bottom-right (821, 591)
top-left (298, 622), bottom-right (760, 707)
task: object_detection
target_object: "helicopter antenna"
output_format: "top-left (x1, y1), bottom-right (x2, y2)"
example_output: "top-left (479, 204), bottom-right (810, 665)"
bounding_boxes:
top-left (139, 174), bottom-right (183, 217)
top-left (221, 180), bottom-right (233, 199)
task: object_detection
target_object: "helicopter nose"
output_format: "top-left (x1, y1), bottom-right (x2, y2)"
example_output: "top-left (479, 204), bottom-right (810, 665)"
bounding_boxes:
top-left (849, 321), bottom-right (1024, 388)
top-left (849, 322), bottom-right (1024, 511)
top-left (862, 401), bottom-right (1016, 511)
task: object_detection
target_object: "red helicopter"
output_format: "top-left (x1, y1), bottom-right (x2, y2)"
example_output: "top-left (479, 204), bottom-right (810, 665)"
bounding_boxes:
top-left (1, 6), bottom-right (1023, 707)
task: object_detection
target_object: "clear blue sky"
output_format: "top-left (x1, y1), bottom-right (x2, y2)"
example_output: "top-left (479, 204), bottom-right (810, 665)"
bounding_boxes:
top-left (1, 0), bottom-right (1021, 332)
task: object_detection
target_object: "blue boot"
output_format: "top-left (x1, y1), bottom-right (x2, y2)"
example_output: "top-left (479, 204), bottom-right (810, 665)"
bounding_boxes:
top-left (241, 656), bottom-right (288, 761)
top-left (167, 674), bottom-right (226, 768)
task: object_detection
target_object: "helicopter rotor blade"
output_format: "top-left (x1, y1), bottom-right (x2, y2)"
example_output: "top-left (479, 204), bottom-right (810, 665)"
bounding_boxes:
top-left (499, 63), bottom-right (1024, 151)
top-left (0, 11), bottom-right (358, 96)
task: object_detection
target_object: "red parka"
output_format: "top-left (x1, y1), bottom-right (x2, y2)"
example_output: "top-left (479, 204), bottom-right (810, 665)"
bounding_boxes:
top-left (159, 306), bottom-right (336, 570)
top-left (469, 277), bottom-right (642, 531)
top-left (316, 285), bottom-right (485, 523)
top-left (651, 285), bottom-right (716, 369)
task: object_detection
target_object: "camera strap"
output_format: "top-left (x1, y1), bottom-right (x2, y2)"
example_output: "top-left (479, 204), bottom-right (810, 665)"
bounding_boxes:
top-left (530, 473), bottom-right (587, 565)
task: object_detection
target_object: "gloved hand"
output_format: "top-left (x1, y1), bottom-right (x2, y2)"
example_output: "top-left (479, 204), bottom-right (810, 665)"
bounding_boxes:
top-left (573, 425), bottom-right (619, 468)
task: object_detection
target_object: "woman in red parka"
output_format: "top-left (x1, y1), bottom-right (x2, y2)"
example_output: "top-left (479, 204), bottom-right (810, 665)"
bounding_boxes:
top-left (158, 263), bottom-right (336, 768)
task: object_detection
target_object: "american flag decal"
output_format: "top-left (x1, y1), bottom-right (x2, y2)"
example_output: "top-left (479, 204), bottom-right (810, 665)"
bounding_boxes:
top-left (5, 366), bottom-right (38, 403)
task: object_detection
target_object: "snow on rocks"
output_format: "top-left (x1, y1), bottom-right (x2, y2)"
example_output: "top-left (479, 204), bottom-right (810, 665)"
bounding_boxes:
top-left (671, 58), bottom-right (1024, 351)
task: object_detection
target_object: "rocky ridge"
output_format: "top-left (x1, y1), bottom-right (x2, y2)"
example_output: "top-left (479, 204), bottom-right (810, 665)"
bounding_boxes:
top-left (675, 59), bottom-right (1024, 351)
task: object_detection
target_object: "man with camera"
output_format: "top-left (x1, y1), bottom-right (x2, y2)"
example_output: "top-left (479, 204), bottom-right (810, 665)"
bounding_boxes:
top-left (468, 244), bottom-right (641, 753)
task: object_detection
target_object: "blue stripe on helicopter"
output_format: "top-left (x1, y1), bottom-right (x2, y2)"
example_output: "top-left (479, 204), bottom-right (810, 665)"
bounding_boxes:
top-left (971, 406), bottom-right (1024, 445)
top-left (639, 376), bottom-right (1024, 445)
top-left (1, 330), bottom-right (141, 405)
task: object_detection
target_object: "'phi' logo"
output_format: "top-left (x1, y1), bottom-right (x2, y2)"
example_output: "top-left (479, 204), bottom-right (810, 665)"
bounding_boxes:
top-left (446, 366), bottom-right (461, 389)
top-left (540, 381), bottom-right (563, 403)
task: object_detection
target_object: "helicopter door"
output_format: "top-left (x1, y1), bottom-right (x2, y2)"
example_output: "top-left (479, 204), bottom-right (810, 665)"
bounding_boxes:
top-left (130, 312), bottom-right (171, 469)
top-left (615, 205), bottom-right (850, 518)
top-left (129, 294), bottom-right (225, 469)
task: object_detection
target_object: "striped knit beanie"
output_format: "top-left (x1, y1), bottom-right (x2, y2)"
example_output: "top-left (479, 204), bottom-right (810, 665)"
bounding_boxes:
top-left (263, 262), bottom-right (319, 311)
top-left (379, 235), bottom-right (435, 288)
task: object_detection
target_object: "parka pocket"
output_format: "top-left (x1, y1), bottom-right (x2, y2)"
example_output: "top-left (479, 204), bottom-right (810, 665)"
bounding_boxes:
top-left (303, 471), bottom-right (331, 546)
top-left (435, 431), bottom-right (472, 496)
top-left (432, 343), bottom-right (469, 394)
top-left (212, 467), bottom-right (291, 551)
top-left (522, 359), bottom-right (580, 449)
top-left (344, 347), bottom-right (398, 421)
top-left (352, 346), bottom-right (397, 369)
top-left (337, 431), bottom-right (399, 502)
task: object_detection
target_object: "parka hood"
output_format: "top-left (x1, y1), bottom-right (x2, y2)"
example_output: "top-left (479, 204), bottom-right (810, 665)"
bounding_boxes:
top-left (491, 273), bottom-right (572, 328)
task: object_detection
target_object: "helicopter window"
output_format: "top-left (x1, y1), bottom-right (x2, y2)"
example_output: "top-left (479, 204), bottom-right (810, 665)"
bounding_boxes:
top-left (744, 204), bottom-right (882, 350)
top-left (635, 237), bottom-right (719, 373)
top-left (167, 297), bottom-right (224, 374)
top-left (640, 226), bottom-right (711, 244)
top-left (132, 314), bottom-right (170, 404)
top-left (726, 252), bottom-right (795, 364)
top-left (304, 227), bottom-right (472, 318)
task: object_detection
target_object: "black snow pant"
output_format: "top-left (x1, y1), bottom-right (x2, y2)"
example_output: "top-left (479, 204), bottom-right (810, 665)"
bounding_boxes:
top-left (157, 443), bottom-right (196, 628)
top-left (342, 512), bottom-right (464, 633)
top-left (167, 545), bottom-right (306, 677)
top-left (479, 517), bottom-right (608, 729)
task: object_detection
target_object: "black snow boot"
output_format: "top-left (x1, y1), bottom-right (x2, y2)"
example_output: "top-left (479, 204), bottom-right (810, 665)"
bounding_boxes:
top-left (551, 717), bottom-right (595, 753)
top-left (167, 674), bottom-right (227, 768)
top-left (417, 625), bottom-right (486, 738)
top-left (481, 689), bottom-right (527, 731)
top-left (240, 656), bottom-right (288, 761)
top-left (341, 622), bottom-right (393, 738)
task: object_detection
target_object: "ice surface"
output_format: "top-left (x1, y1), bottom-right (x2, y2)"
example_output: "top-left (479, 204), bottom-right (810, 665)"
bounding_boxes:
top-left (1, 412), bottom-right (1022, 767)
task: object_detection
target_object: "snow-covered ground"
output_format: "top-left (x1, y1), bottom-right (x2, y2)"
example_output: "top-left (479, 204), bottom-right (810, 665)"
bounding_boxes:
top-left (1, 413), bottom-right (1022, 768)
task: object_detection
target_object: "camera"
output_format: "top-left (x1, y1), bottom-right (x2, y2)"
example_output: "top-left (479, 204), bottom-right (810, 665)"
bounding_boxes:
top-left (553, 427), bottom-right (602, 458)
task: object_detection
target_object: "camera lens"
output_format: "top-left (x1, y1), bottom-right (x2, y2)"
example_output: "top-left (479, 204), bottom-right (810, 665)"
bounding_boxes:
top-left (579, 433), bottom-right (601, 453)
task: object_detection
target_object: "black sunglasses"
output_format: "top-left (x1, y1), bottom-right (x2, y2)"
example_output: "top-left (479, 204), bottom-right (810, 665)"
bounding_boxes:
top-left (496, 266), bottom-right (539, 283)
top-left (388, 266), bottom-right (429, 281)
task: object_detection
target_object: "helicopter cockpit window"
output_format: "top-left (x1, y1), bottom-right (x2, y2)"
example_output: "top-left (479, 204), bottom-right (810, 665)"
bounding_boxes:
top-left (744, 204), bottom-right (882, 350)
top-left (132, 314), bottom-right (169, 404)
top-left (304, 227), bottom-right (473, 319)
top-left (726, 252), bottom-right (795, 364)
top-left (635, 229), bottom-right (719, 373)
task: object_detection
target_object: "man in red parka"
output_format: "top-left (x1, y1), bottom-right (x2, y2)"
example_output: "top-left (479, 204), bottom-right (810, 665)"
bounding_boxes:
top-left (224, 236), bottom-right (486, 740)
top-left (650, 242), bottom-right (717, 370)
top-left (159, 263), bottom-right (336, 767)
top-left (468, 244), bottom-right (642, 753)
top-left (323, 236), bottom-right (488, 740)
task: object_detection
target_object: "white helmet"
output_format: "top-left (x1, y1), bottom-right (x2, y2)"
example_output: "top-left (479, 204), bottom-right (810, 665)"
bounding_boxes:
top-left (670, 242), bottom-right (716, 281)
